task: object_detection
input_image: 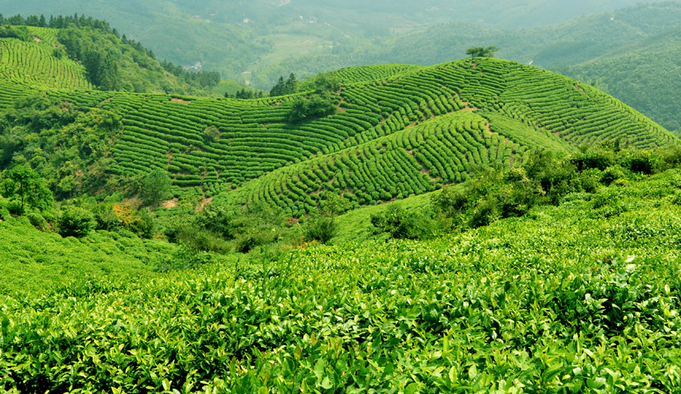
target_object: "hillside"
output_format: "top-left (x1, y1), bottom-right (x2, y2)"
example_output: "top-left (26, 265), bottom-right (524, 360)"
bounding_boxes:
top-left (554, 27), bottom-right (681, 132)
top-left (3, 6), bottom-right (681, 391)
top-left (0, 20), bottom-right (224, 96)
top-left (1, 57), bottom-right (674, 215)
top-left (3, 161), bottom-right (681, 391)
top-left (0, 0), bottom-right (663, 87)
top-left (263, 2), bottom-right (681, 132)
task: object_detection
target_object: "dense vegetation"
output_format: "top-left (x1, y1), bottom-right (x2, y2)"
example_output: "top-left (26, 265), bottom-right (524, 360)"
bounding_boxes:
top-left (0, 15), bottom-right (224, 95)
top-left (2, 7), bottom-right (681, 390)
top-left (0, 0), bottom-right (663, 85)
top-left (260, 2), bottom-right (681, 132)
top-left (4, 3), bottom-right (680, 133)
top-left (1, 57), bottom-right (674, 217)
top-left (3, 149), bottom-right (681, 391)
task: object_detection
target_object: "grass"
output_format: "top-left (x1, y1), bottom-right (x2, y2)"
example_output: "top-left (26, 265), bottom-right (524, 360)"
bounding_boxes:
top-left (332, 191), bottom-right (434, 243)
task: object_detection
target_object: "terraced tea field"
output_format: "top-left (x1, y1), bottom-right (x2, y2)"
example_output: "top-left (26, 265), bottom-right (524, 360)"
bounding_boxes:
top-left (0, 32), bottom-right (92, 91)
top-left (90, 59), bottom-right (673, 212)
top-left (0, 30), bottom-right (676, 213)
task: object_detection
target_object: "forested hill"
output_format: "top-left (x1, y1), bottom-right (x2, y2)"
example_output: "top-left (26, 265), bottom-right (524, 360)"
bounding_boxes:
top-left (0, 14), bottom-right (222, 95)
top-left (554, 26), bottom-right (681, 132)
top-left (0, 0), bottom-right (663, 87)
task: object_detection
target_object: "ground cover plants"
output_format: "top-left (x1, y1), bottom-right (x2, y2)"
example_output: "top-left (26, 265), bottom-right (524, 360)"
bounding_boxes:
top-left (2, 167), bottom-right (681, 392)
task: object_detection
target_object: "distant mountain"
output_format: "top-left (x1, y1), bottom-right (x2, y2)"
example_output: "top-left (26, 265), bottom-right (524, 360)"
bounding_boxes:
top-left (554, 27), bottom-right (681, 132)
top-left (0, 0), bottom-right (663, 85)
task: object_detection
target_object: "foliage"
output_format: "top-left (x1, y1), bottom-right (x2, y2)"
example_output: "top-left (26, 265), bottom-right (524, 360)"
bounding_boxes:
top-left (225, 88), bottom-right (264, 99)
top-left (0, 165), bottom-right (52, 213)
top-left (156, 244), bottom-right (212, 272)
top-left (269, 73), bottom-right (299, 97)
top-left (25, 211), bottom-right (48, 231)
top-left (2, 57), bottom-right (674, 210)
top-left (0, 96), bottom-right (122, 197)
top-left (430, 147), bottom-right (658, 229)
top-left (0, 25), bottom-right (29, 40)
top-left (303, 215), bottom-right (337, 244)
top-left (287, 93), bottom-right (338, 123)
top-left (165, 222), bottom-right (229, 254)
top-left (56, 205), bottom-right (96, 237)
top-left (466, 46), bottom-right (500, 58)
top-left (140, 169), bottom-right (172, 207)
top-left (4, 168), bottom-right (681, 391)
top-left (202, 125), bottom-right (220, 142)
top-left (371, 205), bottom-right (437, 239)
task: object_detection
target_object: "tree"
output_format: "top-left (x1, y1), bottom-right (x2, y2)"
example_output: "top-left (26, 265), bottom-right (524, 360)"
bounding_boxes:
top-left (1, 165), bottom-right (53, 213)
top-left (466, 46), bottom-right (500, 58)
top-left (270, 74), bottom-right (299, 97)
top-left (287, 95), bottom-right (336, 123)
top-left (140, 168), bottom-right (172, 207)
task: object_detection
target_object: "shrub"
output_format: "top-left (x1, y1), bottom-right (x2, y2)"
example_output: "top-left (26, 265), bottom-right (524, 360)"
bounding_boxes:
top-left (287, 94), bottom-right (337, 123)
top-left (600, 165), bottom-right (626, 186)
top-left (432, 187), bottom-right (470, 218)
top-left (203, 125), bottom-right (220, 142)
top-left (196, 204), bottom-right (236, 239)
top-left (140, 169), bottom-right (172, 207)
top-left (469, 197), bottom-right (502, 228)
top-left (233, 228), bottom-right (282, 254)
top-left (0, 206), bottom-right (12, 221)
top-left (6, 200), bottom-right (23, 215)
top-left (618, 149), bottom-right (658, 175)
top-left (26, 212), bottom-right (49, 231)
top-left (57, 206), bottom-right (96, 237)
top-left (571, 147), bottom-right (615, 171)
top-left (92, 204), bottom-right (122, 231)
top-left (156, 245), bottom-right (212, 272)
top-left (371, 206), bottom-right (436, 240)
top-left (304, 216), bottom-right (337, 244)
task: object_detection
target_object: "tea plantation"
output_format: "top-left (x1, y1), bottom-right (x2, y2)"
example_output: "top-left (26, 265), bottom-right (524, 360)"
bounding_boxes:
top-left (3, 169), bottom-right (681, 392)
top-left (2, 20), bottom-right (681, 393)
top-left (1, 32), bottom-right (674, 212)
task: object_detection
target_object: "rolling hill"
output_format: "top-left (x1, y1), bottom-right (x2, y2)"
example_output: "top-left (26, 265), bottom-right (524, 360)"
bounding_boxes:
top-left (0, 0), bottom-right (664, 86)
top-left (263, 2), bottom-right (681, 132)
top-left (0, 21), bottom-right (233, 98)
top-left (554, 26), bottom-right (681, 132)
top-left (0, 28), bottom-right (675, 216)
top-left (3, 13), bottom-right (681, 393)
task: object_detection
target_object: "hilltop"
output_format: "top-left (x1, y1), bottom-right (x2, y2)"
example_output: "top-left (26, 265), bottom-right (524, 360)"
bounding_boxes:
top-left (554, 26), bottom-right (681, 132)
top-left (0, 0), bottom-right (664, 86)
top-left (264, 2), bottom-right (681, 132)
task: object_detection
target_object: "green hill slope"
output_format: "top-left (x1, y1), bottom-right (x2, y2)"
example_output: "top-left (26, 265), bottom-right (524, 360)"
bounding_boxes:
top-left (0, 27), bottom-right (92, 90)
top-left (3, 165), bottom-right (681, 392)
top-left (265, 2), bottom-right (681, 131)
top-left (0, 23), bottom-right (224, 97)
top-left (554, 27), bottom-right (681, 133)
top-left (1, 57), bottom-right (674, 216)
top-left (0, 0), bottom-right (663, 88)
